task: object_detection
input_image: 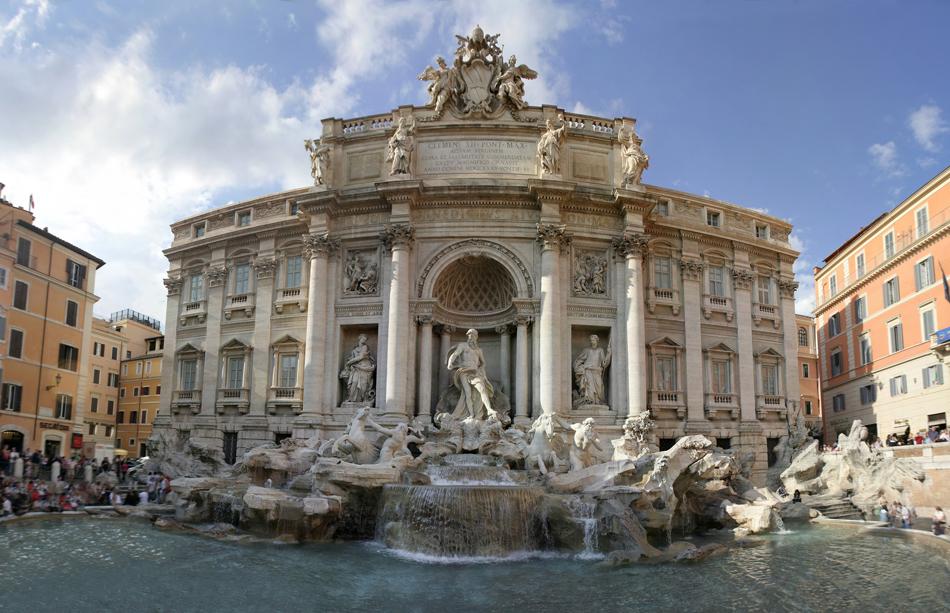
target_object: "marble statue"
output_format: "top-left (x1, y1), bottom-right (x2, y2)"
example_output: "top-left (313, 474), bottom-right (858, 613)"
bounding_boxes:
top-left (339, 335), bottom-right (376, 406)
top-left (367, 420), bottom-right (424, 465)
top-left (612, 413), bottom-right (657, 461)
top-left (454, 25), bottom-right (502, 63)
top-left (447, 328), bottom-right (500, 421)
top-left (387, 117), bottom-right (415, 176)
top-left (343, 251), bottom-right (378, 295)
top-left (573, 252), bottom-right (608, 296)
top-left (491, 55), bottom-right (537, 110)
top-left (304, 138), bottom-right (331, 186)
top-left (537, 117), bottom-right (566, 175)
top-left (619, 126), bottom-right (649, 186)
top-left (418, 412), bottom-right (464, 460)
top-left (330, 407), bottom-right (380, 464)
top-left (525, 413), bottom-right (567, 474)
top-left (556, 416), bottom-right (605, 472)
top-left (418, 56), bottom-right (464, 114)
top-left (572, 334), bottom-right (611, 408)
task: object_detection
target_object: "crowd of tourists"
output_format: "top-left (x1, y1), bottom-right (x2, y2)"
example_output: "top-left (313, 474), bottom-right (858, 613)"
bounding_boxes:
top-left (0, 445), bottom-right (172, 519)
top-left (875, 500), bottom-right (948, 536)
top-left (821, 426), bottom-right (949, 452)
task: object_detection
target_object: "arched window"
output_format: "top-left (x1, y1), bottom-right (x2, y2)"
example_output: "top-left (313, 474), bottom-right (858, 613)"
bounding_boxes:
top-left (798, 327), bottom-right (808, 347)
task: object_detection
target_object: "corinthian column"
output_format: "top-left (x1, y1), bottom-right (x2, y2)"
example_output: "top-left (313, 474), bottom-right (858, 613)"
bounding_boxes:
top-left (302, 232), bottom-right (338, 416)
top-left (614, 232), bottom-right (649, 417)
top-left (416, 314), bottom-right (434, 418)
top-left (496, 324), bottom-right (511, 395)
top-left (514, 315), bottom-right (531, 421)
top-left (382, 224), bottom-right (414, 418)
top-left (537, 223), bottom-right (568, 417)
top-left (438, 324), bottom-right (455, 393)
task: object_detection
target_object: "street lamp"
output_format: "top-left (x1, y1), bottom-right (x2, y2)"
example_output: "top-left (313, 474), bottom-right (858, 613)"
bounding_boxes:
top-left (45, 373), bottom-right (62, 391)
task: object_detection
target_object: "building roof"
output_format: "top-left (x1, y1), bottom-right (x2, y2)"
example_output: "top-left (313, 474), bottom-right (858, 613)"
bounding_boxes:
top-left (16, 220), bottom-right (106, 268)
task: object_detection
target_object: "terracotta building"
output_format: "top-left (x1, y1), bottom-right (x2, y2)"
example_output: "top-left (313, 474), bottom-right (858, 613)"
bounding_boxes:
top-left (795, 314), bottom-right (821, 433)
top-left (0, 190), bottom-right (105, 457)
top-left (117, 331), bottom-right (164, 458)
top-left (83, 317), bottom-right (124, 459)
top-left (815, 166), bottom-right (950, 442)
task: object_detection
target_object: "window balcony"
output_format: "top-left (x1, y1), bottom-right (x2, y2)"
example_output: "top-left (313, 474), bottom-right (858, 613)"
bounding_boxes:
top-left (702, 294), bottom-right (734, 321)
top-left (216, 388), bottom-right (250, 414)
top-left (752, 302), bottom-right (781, 329)
top-left (649, 389), bottom-right (686, 419)
top-left (179, 299), bottom-right (207, 326)
top-left (274, 287), bottom-right (308, 314)
top-left (224, 293), bottom-right (255, 320)
top-left (647, 287), bottom-right (681, 315)
top-left (266, 387), bottom-right (304, 414)
top-left (171, 389), bottom-right (201, 415)
top-left (756, 395), bottom-right (787, 420)
top-left (704, 393), bottom-right (738, 419)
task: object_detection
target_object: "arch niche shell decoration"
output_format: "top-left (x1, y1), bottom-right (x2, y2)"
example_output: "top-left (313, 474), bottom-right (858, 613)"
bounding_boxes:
top-left (416, 239), bottom-right (534, 300)
top-left (434, 256), bottom-right (516, 315)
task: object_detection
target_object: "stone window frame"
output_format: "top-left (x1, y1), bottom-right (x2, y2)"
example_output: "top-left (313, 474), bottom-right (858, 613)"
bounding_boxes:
top-left (193, 221), bottom-right (207, 238)
top-left (920, 301), bottom-right (937, 342)
top-left (645, 240), bottom-right (680, 315)
top-left (915, 203), bottom-right (930, 239)
top-left (754, 222), bottom-right (770, 240)
top-left (704, 206), bottom-right (723, 229)
top-left (228, 250), bottom-right (256, 297)
top-left (887, 317), bottom-right (904, 354)
top-left (855, 251), bottom-right (866, 278)
top-left (859, 332), bottom-right (872, 365)
top-left (750, 261), bottom-right (780, 329)
top-left (219, 338), bottom-right (252, 391)
top-left (235, 208), bottom-right (253, 228)
top-left (647, 336), bottom-right (685, 418)
top-left (830, 348), bottom-right (843, 377)
top-left (798, 327), bottom-right (808, 347)
top-left (703, 342), bottom-right (739, 418)
top-left (270, 335), bottom-right (303, 390)
top-left (701, 251), bottom-right (734, 321)
top-left (179, 259), bottom-right (209, 325)
top-left (174, 344), bottom-right (204, 394)
top-left (883, 229), bottom-right (895, 260)
top-left (754, 347), bottom-right (786, 419)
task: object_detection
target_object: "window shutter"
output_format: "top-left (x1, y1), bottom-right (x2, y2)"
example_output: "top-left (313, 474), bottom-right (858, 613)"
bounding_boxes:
top-left (924, 367), bottom-right (932, 389)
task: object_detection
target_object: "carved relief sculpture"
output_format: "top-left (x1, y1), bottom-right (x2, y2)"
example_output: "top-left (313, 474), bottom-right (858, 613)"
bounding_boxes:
top-left (537, 116), bottom-right (566, 176)
top-left (446, 329), bottom-right (500, 421)
top-left (340, 334), bottom-right (376, 406)
top-left (573, 251), bottom-right (609, 297)
top-left (343, 250), bottom-right (379, 296)
top-left (619, 125), bottom-right (649, 186)
top-left (304, 138), bottom-right (331, 186)
top-left (387, 117), bottom-right (415, 176)
top-left (572, 334), bottom-right (611, 408)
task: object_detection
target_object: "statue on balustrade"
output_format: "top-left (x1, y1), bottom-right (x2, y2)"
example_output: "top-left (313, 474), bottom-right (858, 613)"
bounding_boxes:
top-left (386, 117), bottom-right (415, 176)
top-left (619, 126), bottom-right (649, 187)
top-left (537, 116), bottom-right (566, 175)
top-left (572, 334), bottom-right (611, 408)
top-left (447, 328), bottom-right (500, 422)
top-left (304, 138), bottom-right (331, 186)
top-left (340, 335), bottom-right (376, 406)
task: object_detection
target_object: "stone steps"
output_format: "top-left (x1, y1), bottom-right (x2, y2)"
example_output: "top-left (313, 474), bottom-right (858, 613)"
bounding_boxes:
top-left (805, 497), bottom-right (865, 520)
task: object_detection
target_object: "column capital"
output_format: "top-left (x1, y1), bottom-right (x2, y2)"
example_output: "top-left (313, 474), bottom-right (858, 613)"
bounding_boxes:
top-left (380, 223), bottom-right (415, 252)
top-left (163, 275), bottom-right (183, 296)
top-left (253, 257), bottom-right (278, 279)
top-left (611, 232), bottom-right (649, 259)
top-left (778, 279), bottom-right (799, 299)
top-left (303, 232), bottom-right (339, 259)
top-left (731, 267), bottom-right (754, 291)
top-left (416, 314), bottom-right (433, 326)
top-left (495, 324), bottom-right (512, 335)
top-left (514, 314), bottom-right (533, 327)
top-left (437, 323), bottom-right (456, 335)
top-left (205, 265), bottom-right (228, 287)
top-left (679, 257), bottom-right (705, 281)
top-left (536, 223), bottom-right (571, 252)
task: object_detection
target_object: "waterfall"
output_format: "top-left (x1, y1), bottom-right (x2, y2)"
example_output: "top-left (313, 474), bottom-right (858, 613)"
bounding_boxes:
top-left (772, 510), bottom-right (791, 534)
top-left (566, 497), bottom-right (600, 559)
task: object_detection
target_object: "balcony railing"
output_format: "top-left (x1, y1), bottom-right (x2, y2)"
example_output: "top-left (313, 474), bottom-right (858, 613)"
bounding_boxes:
top-left (171, 389), bottom-right (201, 415)
top-left (649, 389), bottom-right (685, 418)
top-left (705, 392), bottom-right (738, 419)
top-left (752, 302), bottom-right (780, 328)
top-left (267, 387), bottom-right (304, 414)
top-left (179, 299), bottom-right (207, 326)
top-left (702, 294), bottom-right (734, 321)
top-left (274, 286), bottom-right (307, 314)
top-left (224, 293), bottom-right (256, 320)
top-left (647, 287), bottom-right (681, 315)
top-left (216, 388), bottom-right (250, 414)
top-left (756, 395), bottom-right (787, 420)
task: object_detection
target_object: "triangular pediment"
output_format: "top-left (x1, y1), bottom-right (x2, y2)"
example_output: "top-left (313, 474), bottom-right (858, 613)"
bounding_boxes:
top-left (648, 336), bottom-right (683, 349)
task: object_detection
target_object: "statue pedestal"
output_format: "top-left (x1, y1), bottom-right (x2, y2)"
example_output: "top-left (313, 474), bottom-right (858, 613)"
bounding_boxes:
top-left (572, 402), bottom-right (609, 412)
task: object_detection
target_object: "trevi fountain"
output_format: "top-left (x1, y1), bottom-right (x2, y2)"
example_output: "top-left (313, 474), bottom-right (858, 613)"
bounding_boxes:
top-left (2, 27), bottom-right (948, 613)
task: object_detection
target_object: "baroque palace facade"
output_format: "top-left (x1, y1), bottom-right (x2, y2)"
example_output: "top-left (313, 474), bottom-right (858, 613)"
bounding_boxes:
top-left (155, 28), bottom-right (800, 482)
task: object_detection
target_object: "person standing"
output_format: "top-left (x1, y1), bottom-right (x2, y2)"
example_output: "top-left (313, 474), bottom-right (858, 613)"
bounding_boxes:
top-left (933, 506), bottom-right (946, 536)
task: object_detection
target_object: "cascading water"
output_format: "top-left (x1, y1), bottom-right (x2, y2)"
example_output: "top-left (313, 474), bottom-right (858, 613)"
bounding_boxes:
top-left (565, 497), bottom-right (600, 560)
top-left (377, 455), bottom-right (547, 558)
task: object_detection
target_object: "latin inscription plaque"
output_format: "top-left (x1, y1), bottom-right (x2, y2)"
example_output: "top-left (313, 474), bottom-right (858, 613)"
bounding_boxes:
top-left (418, 140), bottom-right (535, 175)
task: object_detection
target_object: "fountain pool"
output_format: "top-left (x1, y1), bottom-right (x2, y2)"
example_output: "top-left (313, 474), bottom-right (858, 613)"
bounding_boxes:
top-left (1, 519), bottom-right (947, 612)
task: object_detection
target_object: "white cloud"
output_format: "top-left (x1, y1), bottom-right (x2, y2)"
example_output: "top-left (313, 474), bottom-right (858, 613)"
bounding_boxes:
top-left (789, 231), bottom-right (816, 315)
top-left (0, 0), bottom-right (49, 51)
top-left (287, 12), bottom-right (298, 30)
top-left (868, 141), bottom-right (904, 177)
top-left (571, 101), bottom-right (595, 115)
top-left (908, 103), bottom-right (948, 152)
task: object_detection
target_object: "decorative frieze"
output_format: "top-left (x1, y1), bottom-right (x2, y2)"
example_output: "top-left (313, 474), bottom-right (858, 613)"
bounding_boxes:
top-left (335, 303), bottom-right (384, 318)
top-left (255, 200), bottom-right (287, 219)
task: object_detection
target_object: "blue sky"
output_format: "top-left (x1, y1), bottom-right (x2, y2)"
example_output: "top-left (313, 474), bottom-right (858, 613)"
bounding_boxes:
top-left (1, 0), bottom-right (948, 319)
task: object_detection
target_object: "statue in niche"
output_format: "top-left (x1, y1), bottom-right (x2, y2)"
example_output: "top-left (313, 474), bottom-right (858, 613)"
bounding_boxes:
top-left (447, 328), bottom-right (500, 421)
top-left (573, 252), bottom-right (608, 296)
top-left (491, 55), bottom-right (537, 110)
top-left (572, 334), bottom-right (611, 408)
top-left (618, 126), bottom-right (649, 187)
top-left (418, 56), bottom-right (464, 114)
top-left (304, 138), bottom-right (331, 186)
top-left (386, 117), bottom-right (415, 176)
top-left (537, 116), bottom-right (566, 175)
top-left (340, 335), bottom-right (376, 406)
top-left (343, 251), bottom-right (378, 295)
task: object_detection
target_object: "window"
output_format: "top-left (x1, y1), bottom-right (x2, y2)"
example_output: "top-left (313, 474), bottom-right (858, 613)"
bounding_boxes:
top-left (916, 207), bottom-right (929, 238)
top-left (854, 296), bottom-right (867, 322)
top-left (8, 329), bottom-right (23, 359)
top-left (122, 364), bottom-right (128, 376)
top-left (66, 260), bottom-right (86, 289)
top-left (1, 383), bottom-right (22, 412)
top-left (156, 385), bottom-right (162, 396)
top-left (105, 425), bottom-right (113, 438)
top-left (226, 356), bottom-right (245, 389)
top-left (107, 373), bottom-right (119, 387)
top-left (237, 211), bottom-right (251, 227)
top-left (133, 387), bottom-right (139, 397)
top-left (884, 232), bottom-right (895, 259)
top-left (856, 253), bottom-right (865, 278)
top-left (55, 394), bottom-right (73, 420)
top-left (706, 211), bottom-right (721, 227)
top-left (58, 344), bottom-right (79, 371)
top-left (92, 369), bottom-right (101, 385)
top-left (922, 307), bottom-right (937, 341)
top-left (116, 438), bottom-right (122, 449)
top-left (757, 276), bottom-right (772, 305)
top-left (915, 256), bottom-right (935, 291)
top-left (656, 356), bottom-right (677, 391)
top-left (180, 359), bottom-right (198, 390)
top-left (88, 422), bottom-right (96, 436)
top-left (189, 274), bottom-right (203, 302)
top-left (145, 361), bottom-right (152, 375)
top-left (923, 364), bottom-right (944, 389)
top-left (831, 350), bottom-right (842, 377)
top-left (860, 384), bottom-right (876, 405)
top-left (141, 410), bottom-right (148, 425)
top-left (98, 343), bottom-right (105, 357)
top-left (65, 300), bottom-right (79, 327)
top-left (804, 400), bottom-right (814, 416)
top-left (193, 223), bottom-right (206, 238)
top-left (798, 328), bottom-right (808, 347)
top-left (708, 266), bottom-right (725, 297)
top-left (654, 257), bottom-right (672, 289)
top-left (883, 277), bottom-right (900, 307)
top-left (712, 359), bottom-right (732, 394)
top-left (13, 280), bottom-right (27, 310)
top-left (223, 432), bottom-right (238, 465)
top-left (142, 386), bottom-right (150, 396)
top-left (828, 313), bottom-right (841, 337)
top-left (0, 267), bottom-right (7, 289)
top-left (889, 321), bottom-right (904, 353)
top-left (285, 255), bottom-right (303, 289)
top-left (135, 362), bottom-right (142, 375)
top-left (290, 202), bottom-right (300, 216)
top-left (129, 410), bottom-right (138, 424)
top-left (889, 375), bottom-right (908, 396)
top-left (755, 224), bottom-right (769, 239)
top-left (107, 400), bottom-right (114, 415)
top-left (860, 333), bottom-right (872, 365)
top-left (802, 362), bottom-right (810, 378)
top-left (829, 275), bottom-right (837, 296)
top-left (16, 237), bottom-right (31, 266)
top-left (233, 263), bottom-right (250, 295)
top-left (126, 350), bottom-right (131, 359)
top-left (278, 354), bottom-right (298, 388)
top-left (111, 346), bottom-right (118, 360)
top-left (656, 201), bottom-right (669, 216)
top-left (761, 364), bottom-right (779, 396)
top-left (117, 412), bottom-right (125, 424)
top-left (832, 394), bottom-right (846, 412)
top-left (90, 396), bottom-right (99, 413)
top-left (119, 388), bottom-right (125, 398)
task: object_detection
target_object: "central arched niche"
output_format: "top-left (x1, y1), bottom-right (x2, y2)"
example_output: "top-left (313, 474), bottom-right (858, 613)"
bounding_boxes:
top-left (433, 255), bottom-right (515, 318)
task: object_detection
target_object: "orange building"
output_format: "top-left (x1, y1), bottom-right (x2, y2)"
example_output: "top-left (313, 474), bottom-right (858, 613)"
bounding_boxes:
top-left (815, 166), bottom-right (950, 442)
top-left (116, 333), bottom-right (163, 458)
top-left (795, 314), bottom-right (821, 433)
top-left (0, 189), bottom-right (105, 457)
top-left (83, 317), bottom-right (124, 459)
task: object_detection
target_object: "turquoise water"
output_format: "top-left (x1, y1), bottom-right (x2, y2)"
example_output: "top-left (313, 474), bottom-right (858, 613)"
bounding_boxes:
top-left (1, 519), bottom-right (947, 612)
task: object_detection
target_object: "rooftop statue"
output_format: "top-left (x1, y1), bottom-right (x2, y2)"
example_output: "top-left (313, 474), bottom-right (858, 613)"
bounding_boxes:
top-left (386, 117), bottom-right (415, 176)
top-left (537, 116), bottom-right (566, 175)
top-left (619, 125), bottom-right (649, 186)
top-left (304, 138), bottom-right (331, 186)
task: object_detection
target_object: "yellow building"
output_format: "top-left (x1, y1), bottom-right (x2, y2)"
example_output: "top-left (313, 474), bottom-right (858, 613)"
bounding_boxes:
top-left (117, 333), bottom-right (164, 458)
top-left (795, 314), bottom-right (822, 433)
top-left (0, 190), bottom-right (105, 457)
top-left (83, 317), bottom-right (123, 459)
